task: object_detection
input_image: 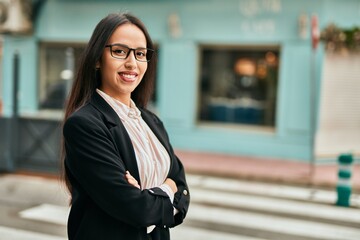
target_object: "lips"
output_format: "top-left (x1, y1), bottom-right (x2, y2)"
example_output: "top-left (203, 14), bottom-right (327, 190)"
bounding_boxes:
top-left (119, 72), bottom-right (138, 82)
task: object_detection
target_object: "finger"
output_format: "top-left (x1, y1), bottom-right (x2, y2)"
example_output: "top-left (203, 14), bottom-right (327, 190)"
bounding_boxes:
top-left (125, 173), bottom-right (140, 189)
top-left (125, 171), bottom-right (133, 180)
top-left (125, 172), bottom-right (138, 183)
top-left (129, 179), bottom-right (139, 187)
top-left (129, 180), bottom-right (140, 189)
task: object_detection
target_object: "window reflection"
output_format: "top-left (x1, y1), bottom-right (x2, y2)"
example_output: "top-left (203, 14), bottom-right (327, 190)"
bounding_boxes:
top-left (39, 43), bottom-right (85, 110)
top-left (198, 46), bottom-right (279, 127)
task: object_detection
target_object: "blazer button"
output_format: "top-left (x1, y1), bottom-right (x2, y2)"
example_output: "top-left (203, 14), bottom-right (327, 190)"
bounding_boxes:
top-left (183, 189), bottom-right (188, 195)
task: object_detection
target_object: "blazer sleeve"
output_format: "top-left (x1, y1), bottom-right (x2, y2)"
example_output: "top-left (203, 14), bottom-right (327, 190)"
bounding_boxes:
top-left (146, 112), bottom-right (190, 228)
top-left (63, 113), bottom-right (175, 228)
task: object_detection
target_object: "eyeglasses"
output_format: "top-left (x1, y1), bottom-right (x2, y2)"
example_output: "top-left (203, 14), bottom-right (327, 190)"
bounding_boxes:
top-left (105, 43), bottom-right (154, 62)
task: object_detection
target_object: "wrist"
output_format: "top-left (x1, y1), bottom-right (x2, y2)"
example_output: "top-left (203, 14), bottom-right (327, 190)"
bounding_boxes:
top-left (164, 178), bottom-right (177, 193)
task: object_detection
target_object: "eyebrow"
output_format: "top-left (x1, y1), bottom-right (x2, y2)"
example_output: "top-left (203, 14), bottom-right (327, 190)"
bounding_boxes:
top-left (108, 43), bottom-right (147, 49)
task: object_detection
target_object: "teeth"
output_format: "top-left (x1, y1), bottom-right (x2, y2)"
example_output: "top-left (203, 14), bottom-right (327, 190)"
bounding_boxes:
top-left (121, 73), bottom-right (136, 79)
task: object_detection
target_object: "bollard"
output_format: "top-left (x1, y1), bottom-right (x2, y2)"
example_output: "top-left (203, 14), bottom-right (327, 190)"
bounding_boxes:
top-left (336, 154), bottom-right (353, 207)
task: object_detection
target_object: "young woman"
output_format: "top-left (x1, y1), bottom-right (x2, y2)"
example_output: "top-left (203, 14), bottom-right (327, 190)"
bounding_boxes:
top-left (62, 13), bottom-right (190, 240)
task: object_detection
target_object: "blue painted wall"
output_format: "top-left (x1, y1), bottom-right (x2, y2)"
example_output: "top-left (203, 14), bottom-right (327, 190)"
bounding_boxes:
top-left (2, 0), bottom-right (360, 161)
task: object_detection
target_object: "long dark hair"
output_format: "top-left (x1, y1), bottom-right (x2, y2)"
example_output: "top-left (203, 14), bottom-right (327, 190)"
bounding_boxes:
top-left (61, 13), bottom-right (156, 196)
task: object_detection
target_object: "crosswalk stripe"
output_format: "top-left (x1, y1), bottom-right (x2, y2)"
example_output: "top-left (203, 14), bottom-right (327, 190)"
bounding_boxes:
top-left (171, 225), bottom-right (266, 240)
top-left (189, 203), bottom-right (360, 240)
top-left (186, 174), bottom-right (360, 207)
top-left (0, 226), bottom-right (66, 240)
top-left (19, 204), bottom-right (69, 226)
top-left (191, 188), bottom-right (360, 225)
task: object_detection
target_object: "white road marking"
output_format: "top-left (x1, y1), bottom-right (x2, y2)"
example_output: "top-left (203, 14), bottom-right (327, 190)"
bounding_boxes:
top-left (189, 203), bottom-right (360, 240)
top-left (171, 225), bottom-right (266, 240)
top-left (0, 226), bottom-right (66, 240)
top-left (19, 204), bottom-right (69, 226)
top-left (192, 188), bottom-right (360, 224)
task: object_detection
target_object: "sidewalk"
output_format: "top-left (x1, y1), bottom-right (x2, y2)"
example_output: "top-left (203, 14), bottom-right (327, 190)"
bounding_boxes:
top-left (175, 150), bottom-right (360, 192)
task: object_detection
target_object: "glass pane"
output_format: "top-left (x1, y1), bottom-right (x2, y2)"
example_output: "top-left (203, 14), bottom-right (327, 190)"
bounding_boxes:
top-left (39, 44), bottom-right (85, 110)
top-left (198, 46), bottom-right (280, 127)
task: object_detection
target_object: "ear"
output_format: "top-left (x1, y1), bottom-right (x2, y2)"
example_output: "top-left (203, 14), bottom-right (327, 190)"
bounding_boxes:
top-left (95, 61), bottom-right (100, 69)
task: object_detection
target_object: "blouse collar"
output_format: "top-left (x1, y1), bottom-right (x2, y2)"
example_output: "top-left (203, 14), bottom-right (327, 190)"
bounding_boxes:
top-left (96, 89), bottom-right (141, 120)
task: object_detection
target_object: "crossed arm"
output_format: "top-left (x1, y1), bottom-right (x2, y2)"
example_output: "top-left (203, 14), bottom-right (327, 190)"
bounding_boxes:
top-left (125, 171), bottom-right (178, 233)
top-left (125, 171), bottom-right (178, 193)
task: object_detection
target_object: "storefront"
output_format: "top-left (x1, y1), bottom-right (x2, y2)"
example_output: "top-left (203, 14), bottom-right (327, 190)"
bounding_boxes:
top-left (1, 0), bottom-right (359, 171)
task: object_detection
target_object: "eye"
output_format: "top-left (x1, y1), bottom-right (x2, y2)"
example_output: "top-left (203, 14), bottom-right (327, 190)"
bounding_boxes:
top-left (113, 49), bottom-right (127, 55)
top-left (110, 45), bottom-right (129, 57)
top-left (136, 49), bottom-right (147, 58)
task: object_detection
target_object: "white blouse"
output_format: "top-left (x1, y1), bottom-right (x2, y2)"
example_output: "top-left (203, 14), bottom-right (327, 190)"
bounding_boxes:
top-left (96, 89), bottom-right (174, 232)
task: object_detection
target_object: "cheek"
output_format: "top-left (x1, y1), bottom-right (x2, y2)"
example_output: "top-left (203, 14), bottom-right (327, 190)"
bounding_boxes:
top-left (99, 61), bottom-right (118, 83)
top-left (141, 64), bottom-right (148, 77)
top-left (101, 59), bottom-right (118, 75)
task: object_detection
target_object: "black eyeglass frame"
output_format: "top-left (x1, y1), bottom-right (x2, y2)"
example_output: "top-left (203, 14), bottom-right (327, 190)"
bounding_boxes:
top-left (105, 43), bottom-right (154, 62)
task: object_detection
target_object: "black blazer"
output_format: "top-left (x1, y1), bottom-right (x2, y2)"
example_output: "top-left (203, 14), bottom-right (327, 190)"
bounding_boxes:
top-left (63, 93), bottom-right (190, 240)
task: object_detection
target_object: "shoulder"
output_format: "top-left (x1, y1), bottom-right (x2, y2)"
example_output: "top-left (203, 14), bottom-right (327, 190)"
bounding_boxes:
top-left (63, 103), bottom-right (105, 136)
top-left (66, 103), bottom-right (101, 123)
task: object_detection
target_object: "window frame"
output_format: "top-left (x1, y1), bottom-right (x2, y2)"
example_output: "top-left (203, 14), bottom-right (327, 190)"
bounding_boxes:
top-left (196, 43), bottom-right (281, 132)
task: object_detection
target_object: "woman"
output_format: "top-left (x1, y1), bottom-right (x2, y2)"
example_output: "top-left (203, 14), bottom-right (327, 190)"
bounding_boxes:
top-left (62, 13), bottom-right (190, 240)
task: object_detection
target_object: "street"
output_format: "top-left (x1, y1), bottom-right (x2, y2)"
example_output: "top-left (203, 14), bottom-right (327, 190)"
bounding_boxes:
top-left (0, 173), bottom-right (359, 240)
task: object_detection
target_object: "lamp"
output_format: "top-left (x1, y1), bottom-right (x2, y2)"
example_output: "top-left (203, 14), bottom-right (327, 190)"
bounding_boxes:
top-left (168, 12), bottom-right (182, 39)
top-left (298, 13), bottom-right (309, 39)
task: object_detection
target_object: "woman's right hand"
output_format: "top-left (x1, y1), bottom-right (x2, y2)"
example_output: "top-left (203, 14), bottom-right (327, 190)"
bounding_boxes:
top-left (125, 171), bottom-right (140, 189)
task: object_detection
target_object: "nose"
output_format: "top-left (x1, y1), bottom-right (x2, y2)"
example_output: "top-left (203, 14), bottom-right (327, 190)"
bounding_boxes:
top-left (124, 50), bottom-right (137, 69)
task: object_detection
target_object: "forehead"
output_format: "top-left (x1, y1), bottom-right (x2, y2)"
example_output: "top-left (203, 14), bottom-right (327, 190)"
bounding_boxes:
top-left (108, 23), bottom-right (147, 47)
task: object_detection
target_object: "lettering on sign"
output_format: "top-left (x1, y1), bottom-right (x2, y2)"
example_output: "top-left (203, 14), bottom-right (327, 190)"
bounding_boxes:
top-left (239, 0), bottom-right (282, 17)
top-left (239, 0), bottom-right (281, 35)
top-left (240, 19), bottom-right (276, 34)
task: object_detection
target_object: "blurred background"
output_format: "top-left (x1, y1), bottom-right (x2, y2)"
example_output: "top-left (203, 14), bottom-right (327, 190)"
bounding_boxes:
top-left (0, 0), bottom-right (359, 239)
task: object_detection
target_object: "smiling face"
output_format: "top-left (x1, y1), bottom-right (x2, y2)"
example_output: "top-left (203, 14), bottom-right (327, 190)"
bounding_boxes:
top-left (97, 23), bottom-right (148, 106)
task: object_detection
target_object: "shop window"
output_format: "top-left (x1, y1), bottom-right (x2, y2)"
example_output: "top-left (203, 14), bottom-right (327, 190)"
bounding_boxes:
top-left (198, 46), bottom-right (280, 127)
top-left (39, 43), bottom-right (85, 110)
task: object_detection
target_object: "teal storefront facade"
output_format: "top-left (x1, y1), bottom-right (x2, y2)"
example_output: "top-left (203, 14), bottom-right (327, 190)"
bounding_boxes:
top-left (1, 0), bottom-right (359, 171)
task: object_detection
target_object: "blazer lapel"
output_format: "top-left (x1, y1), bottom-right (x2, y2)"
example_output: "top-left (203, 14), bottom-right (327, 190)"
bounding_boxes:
top-left (90, 93), bottom-right (141, 184)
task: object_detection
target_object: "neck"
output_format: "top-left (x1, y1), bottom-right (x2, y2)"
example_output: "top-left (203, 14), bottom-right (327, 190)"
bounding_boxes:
top-left (98, 88), bottom-right (131, 107)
